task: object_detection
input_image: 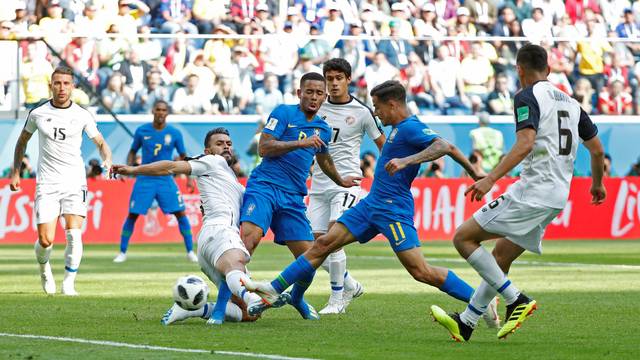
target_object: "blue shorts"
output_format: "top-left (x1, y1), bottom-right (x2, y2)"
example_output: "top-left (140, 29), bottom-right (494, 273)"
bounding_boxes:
top-left (129, 177), bottom-right (185, 215)
top-left (337, 199), bottom-right (420, 252)
top-left (240, 181), bottom-right (313, 245)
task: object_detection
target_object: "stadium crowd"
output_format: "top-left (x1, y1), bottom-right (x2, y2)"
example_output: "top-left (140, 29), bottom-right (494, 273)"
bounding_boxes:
top-left (3, 0), bottom-right (640, 116)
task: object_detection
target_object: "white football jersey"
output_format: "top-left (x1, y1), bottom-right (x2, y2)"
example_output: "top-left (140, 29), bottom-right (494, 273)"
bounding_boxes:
top-left (508, 81), bottom-right (598, 209)
top-left (24, 101), bottom-right (100, 187)
top-left (310, 96), bottom-right (383, 194)
top-left (189, 154), bottom-right (245, 227)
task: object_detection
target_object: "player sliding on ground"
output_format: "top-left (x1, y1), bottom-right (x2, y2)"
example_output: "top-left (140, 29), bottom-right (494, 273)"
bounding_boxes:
top-left (10, 66), bottom-right (113, 296)
top-left (310, 58), bottom-right (386, 314)
top-left (245, 80), bottom-right (499, 328)
top-left (430, 43), bottom-right (607, 342)
top-left (112, 128), bottom-right (288, 325)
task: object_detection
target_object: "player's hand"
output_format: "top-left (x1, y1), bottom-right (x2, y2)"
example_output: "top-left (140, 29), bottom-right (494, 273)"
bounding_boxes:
top-left (102, 158), bottom-right (113, 177)
top-left (590, 184), bottom-right (606, 205)
top-left (465, 177), bottom-right (495, 202)
top-left (111, 164), bottom-right (135, 178)
top-left (298, 135), bottom-right (326, 150)
top-left (384, 158), bottom-right (408, 176)
top-left (340, 175), bottom-right (363, 188)
top-left (9, 173), bottom-right (20, 191)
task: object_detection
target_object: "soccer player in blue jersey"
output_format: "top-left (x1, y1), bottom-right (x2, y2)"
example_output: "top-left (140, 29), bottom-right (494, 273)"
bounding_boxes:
top-left (113, 100), bottom-right (196, 263)
top-left (239, 72), bottom-right (361, 320)
top-left (245, 80), bottom-right (498, 321)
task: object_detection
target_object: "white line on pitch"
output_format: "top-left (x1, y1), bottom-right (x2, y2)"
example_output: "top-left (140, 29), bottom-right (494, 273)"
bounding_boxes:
top-left (352, 256), bottom-right (640, 270)
top-left (0, 333), bottom-right (320, 360)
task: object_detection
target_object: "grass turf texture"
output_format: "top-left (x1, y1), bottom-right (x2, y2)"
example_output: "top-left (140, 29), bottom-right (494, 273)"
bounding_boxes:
top-left (1, 241), bottom-right (638, 360)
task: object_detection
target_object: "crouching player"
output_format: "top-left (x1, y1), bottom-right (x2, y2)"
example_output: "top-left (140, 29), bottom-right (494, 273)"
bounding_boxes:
top-left (112, 128), bottom-right (287, 325)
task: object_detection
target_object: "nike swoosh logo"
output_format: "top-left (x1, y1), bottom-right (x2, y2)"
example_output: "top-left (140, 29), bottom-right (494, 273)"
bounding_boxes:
top-left (287, 124), bottom-right (297, 128)
top-left (394, 238), bottom-right (406, 246)
top-left (144, 136), bottom-right (151, 140)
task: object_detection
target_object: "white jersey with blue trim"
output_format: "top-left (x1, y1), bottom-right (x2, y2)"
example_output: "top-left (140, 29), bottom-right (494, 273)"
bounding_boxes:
top-left (310, 96), bottom-right (383, 194)
top-left (509, 81), bottom-right (598, 209)
top-left (188, 154), bottom-right (245, 227)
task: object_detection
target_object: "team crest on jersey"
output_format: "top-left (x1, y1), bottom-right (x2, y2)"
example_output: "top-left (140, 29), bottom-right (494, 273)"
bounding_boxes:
top-left (164, 134), bottom-right (172, 145)
top-left (388, 128), bottom-right (398, 143)
top-left (314, 128), bottom-right (320, 136)
top-left (345, 116), bottom-right (356, 125)
top-left (246, 203), bottom-right (256, 216)
top-left (321, 115), bottom-right (327, 120)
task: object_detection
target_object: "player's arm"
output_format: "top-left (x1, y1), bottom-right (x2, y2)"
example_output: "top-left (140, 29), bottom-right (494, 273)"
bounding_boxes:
top-left (374, 134), bottom-right (386, 152)
top-left (91, 133), bottom-right (113, 173)
top-left (579, 108), bottom-right (606, 205)
top-left (10, 129), bottom-right (33, 191)
top-left (112, 160), bottom-right (192, 177)
top-left (316, 152), bottom-right (362, 187)
top-left (258, 132), bottom-right (326, 157)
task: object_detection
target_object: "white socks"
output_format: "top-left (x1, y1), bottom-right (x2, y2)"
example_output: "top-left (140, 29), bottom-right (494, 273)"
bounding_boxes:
top-left (467, 247), bottom-right (519, 305)
top-left (226, 270), bottom-right (260, 305)
top-left (329, 249), bottom-right (347, 299)
top-left (63, 229), bottom-right (83, 286)
top-left (460, 280), bottom-right (498, 327)
top-left (34, 241), bottom-right (52, 269)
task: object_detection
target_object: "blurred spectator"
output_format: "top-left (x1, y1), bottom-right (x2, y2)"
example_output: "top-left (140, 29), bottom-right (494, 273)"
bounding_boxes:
top-left (63, 37), bottom-right (100, 88)
top-left (461, 150), bottom-right (486, 178)
top-left (464, 0), bottom-right (497, 33)
top-left (97, 24), bottom-right (130, 87)
top-left (507, 0), bottom-right (533, 22)
top-left (112, 48), bottom-right (152, 95)
top-left (86, 158), bottom-right (103, 179)
top-left (414, 3), bottom-right (446, 38)
top-left (565, 0), bottom-right (600, 24)
top-left (286, 6), bottom-right (311, 43)
top-left (211, 77), bottom-right (241, 114)
top-left (546, 41), bottom-right (575, 95)
top-left (38, 0), bottom-right (72, 52)
top-left (172, 74), bottom-right (212, 114)
top-left (455, 6), bottom-right (477, 36)
top-left (577, 19), bottom-right (613, 94)
top-left (598, 78), bottom-right (633, 115)
top-left (254, 4), bottom-right (276, 34)
top-left (293, 0), bottom-right (326, 24)
top-left (628, 157), bottom-right (640, 176)
top-left (487, 73), bottom-right (513, 115)
top-left (74, 3), bottom-right (107, 37)
top-left (301, 24), bottom-right (332, 66)
top-left (21, 42), bottom-right (53, 109)
top-left (322, 5), bottom-right (346, 43)
top-left (428, 45), bottom-right (468, 114)
top-left (230, 0), bottom-right (261, 32)
top-left (401, 53), bottom-right (433, 112)
top-left (433, 0), bottom-right (458, 22)
top-left (521, 7), bottom-right (554, 44)
top-left (177, 50), bottom-right (216, 95)
top-left (573, 77), bottom-right (596, 114)
top-left (492, 6), bottom-right (516, 37)
top-left (602, 2), bottom-right (630, 30)
top-left (2, 154), bottom-right (35, 178)
top-left (192, 0), bottom-right (228, 34)
top-left (157, 0), bottom-right (199, 35)
top-left (132, 70), bottom-right (169, 114)
top-left (603, 153), bottom-right (615, 177)
top-left (365, 52), bottom-right (399, 92)
top-left (420, 157), bottom-right (446, 178)
top-left (531, 0), bottom-right (565, 26)
top-left (460, 42), bottom-right (495, 112)
top-left (101, 72), bottom-right (131, 114)
top-left (12, 1), bottom-right (31, 35)
top-left (333, 23), bottom-right (369, 80)
top-left (203, 24), bottom-right (234, 75)
top-left (293, 53), bottom-right (322, 80)
top-left (253, 73), bottom-right (283, 115)
top-left (384, 2), bottom-right (414, 38)
top-left (132, 25), bottom-right (163, 62)
top-left (378, 20), bottom-right (415, 69)
top-left (615, 8), bottom-right (640, 57)
top-left (162, 30), bottom-right (192, 81)
top-left (260, 22), bottom-right (298, 94)
top-left (230, 45), bottom-right (258, 110)
top-left (470, 112), bottom-right (503, 172)
top-left (113, 0), bottom-right (148, 38)
top-left (360, 151), bottom-right (377, 179)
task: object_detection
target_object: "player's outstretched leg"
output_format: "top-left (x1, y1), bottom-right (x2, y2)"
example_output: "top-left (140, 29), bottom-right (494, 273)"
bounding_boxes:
top-left (35, 240), bottom-right (55, 295)
top-left (343, 270), bottom-right (364, 306)
top-left (175, 213), bottom-right (197, 262)
top-left (115, 214), bottom-right (138, 263)
top-left (207, 281), bottom-right (232, 325)
top-left (162, 301), bottom-right (215, 325)
top-left (62, 229), bottom-right (83, 296)
top-left (497, 293), bottom-right (537, 339)
top-left (320, 249), bottom-right (363, 315)
top-left (430, 305), bottom-right (474, 342)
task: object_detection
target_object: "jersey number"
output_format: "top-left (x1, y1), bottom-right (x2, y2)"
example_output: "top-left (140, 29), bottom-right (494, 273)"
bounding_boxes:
top-left (154, 144), bottom-right (162, 156)
top-left (53, 127), bottom-right (66, 141)
top-left (331, 128), bottom-right (340, 143)
top-left (557, 111), bottom-right (573, 156)
top-left (342, 193), bottom-right (356, 208)
top-left (488, 195), bottom-right (505, 209)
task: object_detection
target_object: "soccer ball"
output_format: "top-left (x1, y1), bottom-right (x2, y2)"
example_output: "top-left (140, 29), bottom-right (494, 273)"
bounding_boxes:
top-left (172, 275), bottom-right (209, 310)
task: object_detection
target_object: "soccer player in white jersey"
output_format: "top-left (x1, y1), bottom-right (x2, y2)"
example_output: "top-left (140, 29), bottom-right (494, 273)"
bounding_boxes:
top-left (10, 66), bottom-right (113, 296)
top-left (431, 44), bottom-right (606, 342)
top-left (112, 128), bottom-right (286, 325)
top-left (308, 58), bottom-right (386, 314)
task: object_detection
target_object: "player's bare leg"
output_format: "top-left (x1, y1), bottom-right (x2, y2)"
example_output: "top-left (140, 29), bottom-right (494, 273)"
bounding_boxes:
top-left (173, 210), bottom-right (196, 262)
top-left (36, 220), bottom-right (57, 295)
top-left (241, 221), bottom-right (264, 255)
top-left (61, 214), bottom-right (84, 296)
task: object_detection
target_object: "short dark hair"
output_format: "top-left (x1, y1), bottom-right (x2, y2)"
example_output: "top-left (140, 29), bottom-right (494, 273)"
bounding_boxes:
top-left (52, 66), bottom-right (74, 78)
top-left (516, 43), bottom-right (548, 72)
top-left (323, 58), bottom-right (352, 78)
top-left (204, 127), bottom-right (230, 147)
top-left (152, 99), bottom-right (169, 109)
top-left (300, 72), bottom-right (326, 87)
top-left (370, 80), bottom-right (406, 103)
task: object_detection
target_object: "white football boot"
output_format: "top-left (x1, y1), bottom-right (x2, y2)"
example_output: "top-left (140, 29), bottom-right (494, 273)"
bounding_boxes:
top-left (186, 251), bottom-right (198, 263)
top-left (161, 303), bottom-right (191, 325)
top-left (113, 252), bottom-right (127, 263)
top-left (482, 297), bottom-right (501, 328)
top-left (40, 262), bottom-right (56, 295)
top-left (343, 280), bottom-right (364, 306)
top-left (319, 296), bottom-right (346, 315)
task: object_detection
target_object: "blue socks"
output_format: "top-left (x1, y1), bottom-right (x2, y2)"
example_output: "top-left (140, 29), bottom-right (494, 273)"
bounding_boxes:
top-left (119, 217), bottom-right (137, 253)
top-left (270, 255), bottom-right (316, 293)
top-left (211, 281), bottom-right (232, 322)
top-left (439, 270), bottom-right (474, 302)
top-left (176, 215), bottom-right (193, 252)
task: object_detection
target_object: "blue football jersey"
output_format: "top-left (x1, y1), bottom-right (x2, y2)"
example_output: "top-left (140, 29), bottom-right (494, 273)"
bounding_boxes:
top-left (366, 115), bottom-right (440, 220)
top-left (248, 104), bottom-right (331, 195)
top-left (131, 123), bottom-right (186, 181)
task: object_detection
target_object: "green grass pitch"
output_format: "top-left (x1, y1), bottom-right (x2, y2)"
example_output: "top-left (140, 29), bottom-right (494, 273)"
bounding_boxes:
top-left (1, 240), bottom-right (639, 360)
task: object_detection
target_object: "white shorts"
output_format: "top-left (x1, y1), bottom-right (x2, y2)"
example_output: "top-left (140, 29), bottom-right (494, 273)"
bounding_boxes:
top-left (35, 184), bottom-right (88, 224)
top-left (197, 224), bottom-right (250, 284)
top-left (307, 187), bottom-right (362, 233)
top-left (472, 193), bottom-right (561, 254)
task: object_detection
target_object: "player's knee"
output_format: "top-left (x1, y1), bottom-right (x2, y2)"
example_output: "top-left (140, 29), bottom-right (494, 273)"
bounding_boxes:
top-left (37, 235), bottom-right (53, 248)
top-left (241, 229), bottom-right (261, 253)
